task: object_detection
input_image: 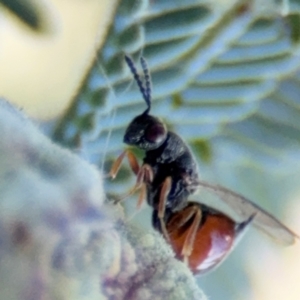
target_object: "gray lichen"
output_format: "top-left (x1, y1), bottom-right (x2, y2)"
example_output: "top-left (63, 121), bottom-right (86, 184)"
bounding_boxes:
top-left (0, 99), bottom-right (205, 300)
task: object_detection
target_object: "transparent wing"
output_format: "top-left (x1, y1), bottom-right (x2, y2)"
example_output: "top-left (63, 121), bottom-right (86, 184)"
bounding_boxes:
top-left (195, 180), bottom-right (299, 246)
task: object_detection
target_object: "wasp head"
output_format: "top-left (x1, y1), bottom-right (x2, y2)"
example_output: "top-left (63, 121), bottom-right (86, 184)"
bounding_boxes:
top-left (124, 55), bottom-right (167, 150)
top-left (124, 113), bottom-right (167, 150)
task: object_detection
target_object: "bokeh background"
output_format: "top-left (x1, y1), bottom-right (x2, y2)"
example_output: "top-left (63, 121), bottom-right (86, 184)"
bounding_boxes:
top-left (1, 0), bottom-right (300, 299)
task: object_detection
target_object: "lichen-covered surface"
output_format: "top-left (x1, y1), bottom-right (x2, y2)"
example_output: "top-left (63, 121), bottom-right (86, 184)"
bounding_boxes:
top-left (0, 99), bottom-right (205, 300)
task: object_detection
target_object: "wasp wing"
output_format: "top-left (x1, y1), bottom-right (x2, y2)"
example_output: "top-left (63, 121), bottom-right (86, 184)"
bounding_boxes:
top-left (195, 180), bottom-right (298, 245)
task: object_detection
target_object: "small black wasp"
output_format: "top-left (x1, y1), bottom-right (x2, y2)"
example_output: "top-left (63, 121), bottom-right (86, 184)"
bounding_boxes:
top-left (109, 55), bottom-right (298, 274)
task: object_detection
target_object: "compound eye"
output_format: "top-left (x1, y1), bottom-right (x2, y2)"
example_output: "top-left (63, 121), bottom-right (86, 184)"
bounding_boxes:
top-left (145, 123), bottom-right (167, 144)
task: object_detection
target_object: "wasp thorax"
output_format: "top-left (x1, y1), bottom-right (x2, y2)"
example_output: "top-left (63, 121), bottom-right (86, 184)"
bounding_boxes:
top-left (123, 114), bottom-right (167, 150)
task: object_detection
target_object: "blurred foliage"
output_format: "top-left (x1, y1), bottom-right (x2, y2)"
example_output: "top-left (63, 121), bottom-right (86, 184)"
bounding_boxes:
top-left (50, 0), bottom-right (300, 299)
top-left (0, 0), bottom-right (47, 31)
top-left (53, 0), bottom-right (300, 173)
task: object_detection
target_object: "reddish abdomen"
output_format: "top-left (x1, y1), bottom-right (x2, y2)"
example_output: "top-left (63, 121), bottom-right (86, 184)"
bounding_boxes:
top-left (168, 213), bottom-right (236, 274)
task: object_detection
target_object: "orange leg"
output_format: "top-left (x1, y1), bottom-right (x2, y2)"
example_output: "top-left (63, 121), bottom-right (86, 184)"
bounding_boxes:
top-left (181, 207), bottom-right (202, 265)
top-left (136, 183), bottom-right (147, 210)
top-left (115, 163), bottom-right (154, 208)
top-left (107, 149), bottom-right (140, 179)
top-left (107, 150), bottom-right (154, 209)
top-left (158, 176), bottom-right (172, 242)
top-left (132, 164), bottom-right (153, 208)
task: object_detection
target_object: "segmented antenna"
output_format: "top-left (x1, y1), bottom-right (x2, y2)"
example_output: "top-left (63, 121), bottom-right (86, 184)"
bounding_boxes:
top-left (140, 57), bottom-right (152, 104)
top-left (124, 55), bottom-right (151, 114)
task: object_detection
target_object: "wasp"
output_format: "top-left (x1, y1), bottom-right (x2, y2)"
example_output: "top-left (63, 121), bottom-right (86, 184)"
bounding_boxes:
top-left (109, 55), bottom-right (298, 274)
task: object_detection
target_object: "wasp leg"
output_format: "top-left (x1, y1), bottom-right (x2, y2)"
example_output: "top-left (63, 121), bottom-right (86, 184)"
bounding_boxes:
top-left (107, 150), bottom-right (140, 179)
top-left (134, 164), bottom-right (153, 208)
top-left (181, 206), bottom-right (202, 265)
top-left (175, 205), bottom-right (201, 228)
top-left (158, 176), bottom-right (172, 242)
top-left (136, 183), bottom-right (147, 210)
top-left (116, 164), bottom-right (153, 202)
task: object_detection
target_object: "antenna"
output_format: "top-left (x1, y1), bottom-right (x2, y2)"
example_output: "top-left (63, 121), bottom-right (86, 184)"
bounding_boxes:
top-left (140, 56), bottom-right (152, 105)
top-left (124, 55), bottom-right (151, 114)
